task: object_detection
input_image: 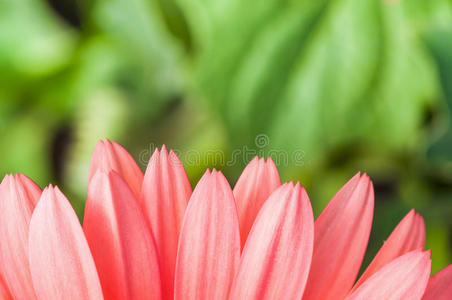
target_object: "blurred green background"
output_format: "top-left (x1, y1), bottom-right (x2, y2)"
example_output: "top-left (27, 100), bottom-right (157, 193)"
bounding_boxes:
top-left (1, 0), bottom-right (451, 272)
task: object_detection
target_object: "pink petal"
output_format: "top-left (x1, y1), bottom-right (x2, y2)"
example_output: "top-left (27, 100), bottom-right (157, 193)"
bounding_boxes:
top-left (84, 171), bottom-right (162, 300)
top-left (229, 182), bottom-right (314, 300)
top-left (174, 170), bottom-right (240, 300)
top-left (351, 209), bottom-right (426, 292)
top-left (89, 139), bottom-right (143, 198)
top-left (303, 173), bottom-right (374, 300)
top-left (139, 146), bottom-right (191, 300)
top-left (0, 174), bottom-right (41, 299)
top-left (0, 276), bottom-right (11, 300)
top-left (233, 156), bottom-right (280, 248)
top-left (346, 250), bottom-right (431, 300)
top-left (29, 186), bottom-right (103, 300)
top-left (422, 264), bottom-right (452, 300)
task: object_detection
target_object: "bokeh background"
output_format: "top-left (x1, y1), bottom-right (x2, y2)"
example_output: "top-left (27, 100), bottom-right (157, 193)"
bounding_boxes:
top-left (1, 0), bottom-right (452, 272)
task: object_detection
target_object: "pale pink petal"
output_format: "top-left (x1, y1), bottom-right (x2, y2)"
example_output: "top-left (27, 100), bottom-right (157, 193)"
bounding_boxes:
top-left (29, 186), bottom-right (103, 300)
top-left (84, 171), bottom-right (162, 300)
top-left (0, 174), bottom-right (41, 299)
top-left (139, 146), bottom-right (191, 300)
top-left (229, 182), bottom-right (314, 300)
top-left (174, 170), bottom-right (240, 300)
top-left (233, 156), bottom-right (280, 248)
top-left (89, 139), bottom-right (143, 198)
top-left (422, 264), bottom-right (452, 300)
top-left (346, 250), bottom-right (431, 300)
top-left (303, 173), bottom-right (374, 300)
top-left (352, 209), bottom-right (426, 292)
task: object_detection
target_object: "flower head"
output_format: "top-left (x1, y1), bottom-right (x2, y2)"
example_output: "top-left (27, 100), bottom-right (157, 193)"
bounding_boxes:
top-left (0, 139), bottom-right (450, 300)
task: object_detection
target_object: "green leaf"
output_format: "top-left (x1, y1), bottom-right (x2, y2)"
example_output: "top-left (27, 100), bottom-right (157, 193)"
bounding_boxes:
top-left (186, 0), bottom-right (442, 176)
top-left (92, 0), bottom-right (183, 94)
top-left (425, 28), bottom-right (452, 175)
top-left (0, 0), bottom-right (75, 79)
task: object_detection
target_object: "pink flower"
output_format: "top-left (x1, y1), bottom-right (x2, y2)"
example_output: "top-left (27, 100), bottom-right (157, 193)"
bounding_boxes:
top-left (0, 139), bottom-right (450, 300)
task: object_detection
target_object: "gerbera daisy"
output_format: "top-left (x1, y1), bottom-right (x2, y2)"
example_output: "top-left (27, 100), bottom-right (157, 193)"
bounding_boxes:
top-left (0, 139), bottom-right (450, 300)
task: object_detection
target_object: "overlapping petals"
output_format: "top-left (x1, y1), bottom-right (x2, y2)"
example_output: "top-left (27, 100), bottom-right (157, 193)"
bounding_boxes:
top-left (303, 173), bottom-right (374, 300)
top-left (351, 209), bottom-right (426, 292)
top-left (89, 139), bottom-right (144, 198)
top-left (229, 182), bottom-right (313, 299)
top-left (0, 140), bottom-right (450, 299)
top-left (233, 157), bottom-right (280, 248)
top-left (346, 250), bottom-right (431, 300)
top-left (84, 171), bottom-right (162, 299)
top-left (422, 265), bottom-right (452, 300)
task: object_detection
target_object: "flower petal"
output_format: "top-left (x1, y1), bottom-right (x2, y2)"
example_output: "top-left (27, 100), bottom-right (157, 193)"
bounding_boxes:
top-left (352, 209), bottom-right (426, 292)
top-left (0, 174), bottom-right (41, 299)
top-left (84, 171), bottom-right (162, 300)
top-left (89, 139), bottom-right (143, 198)
top-left (0, 276), bottom-right (11, 300)
top-left (346, 250), bottom-right (431, 300)
top-left (29, 186), bottom-right (103, 300)
top-left (303, 173), bottom-right (374, 300)
top-left (233, 156), bottom-right (280, 248)
top-left (229, 182), bottom-right (314, 300)
top-left (140, 146), bottom-right (191, 300)
top-left (174, 170), bottom-right (240, 300)
top-left (422, 264), bottom-right (452, 300)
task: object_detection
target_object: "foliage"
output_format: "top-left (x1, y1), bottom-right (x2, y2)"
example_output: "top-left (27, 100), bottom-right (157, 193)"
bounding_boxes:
top-left (0, 0), bottom-right (451, 271)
